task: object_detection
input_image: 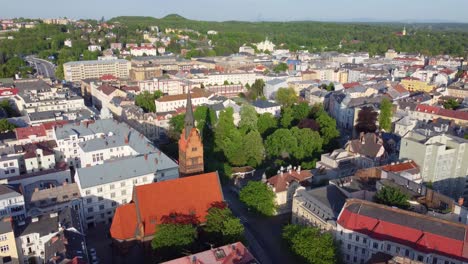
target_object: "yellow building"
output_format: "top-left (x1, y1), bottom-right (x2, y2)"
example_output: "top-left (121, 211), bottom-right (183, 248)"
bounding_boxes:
top-left (0, 217), bottom-right (19, 264)
top-left (130, 65), bottom-right (162, 81)
top-left (400, 77), bottom-right (435, 92)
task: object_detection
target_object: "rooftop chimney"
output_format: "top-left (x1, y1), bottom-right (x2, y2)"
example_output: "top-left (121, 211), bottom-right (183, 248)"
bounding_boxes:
top-left (124, 135), bottom-right (129, 144)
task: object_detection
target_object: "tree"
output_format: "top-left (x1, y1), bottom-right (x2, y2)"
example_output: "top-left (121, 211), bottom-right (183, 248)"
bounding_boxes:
top-left (0, 119), bottom-right (16, 133)
top-left (239, 181), bottom-right (276, 216)
top-left (273, 62), bottom-right (288, 73)
top-left (243, 130), bottom-right (265, 167)
top-left (443, 98), bottom-right (460, 110)
top-left (151, 223), bottom-right (197, 260)
top-left (374, 186), bottom-right (410, 209)
top-left (275, 87), bottom-right (298, 108)
top-left (326, 82), bottom-right (335, 91)
top-left (291, 102), bottom-right (310, 122)
top-left (222, 128), bottom-right (246, 166)
top-left (315, 110), bottom-right (340, 146)
top-left (280, 107), bottom-right (294, 128)
top-left (249, 79), bottom-right (265, 99)
top-left (257, 113), bottom-right (277, 137)
top-left (204, 206), bottom-right (244, 245)
top-left (355, 106), bottom-right (378, 134)
top-left (290, 127), bottom-right (323, 160)
top-left (168, 114), bottom-right (185, 140)
top-left (214, 107), bottom-right (236, 152)
top-left (238, 105), bottom-right (258, 132)
top-left (379, 98), bottom-right (393, 131)
top-left (283, 225), bottom-right (338, 264)
top-left (265, 128), bottom-right (297, 159)
top-left (135, 90), bottom-right (163, 113)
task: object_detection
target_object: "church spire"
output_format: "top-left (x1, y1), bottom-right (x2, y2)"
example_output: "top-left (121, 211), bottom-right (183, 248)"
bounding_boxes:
top-left (184, 87), bottom-right (194, 140)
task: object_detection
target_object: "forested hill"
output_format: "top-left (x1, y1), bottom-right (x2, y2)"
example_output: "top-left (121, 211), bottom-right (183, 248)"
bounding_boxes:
top-left (109, 15), bottom-right (468, 57)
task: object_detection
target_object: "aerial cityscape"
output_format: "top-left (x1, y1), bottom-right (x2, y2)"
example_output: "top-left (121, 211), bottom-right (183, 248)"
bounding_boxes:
top-left (0, 1), bottom-right (468, 264)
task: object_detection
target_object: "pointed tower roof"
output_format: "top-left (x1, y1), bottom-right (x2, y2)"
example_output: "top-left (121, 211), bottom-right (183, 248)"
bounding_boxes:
top-left (184, 88), bottom-right (194, 140)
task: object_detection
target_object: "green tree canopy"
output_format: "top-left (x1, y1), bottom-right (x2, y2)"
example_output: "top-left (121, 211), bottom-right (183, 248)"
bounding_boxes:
top-left (239, 181), bottom-right (276, 216)
top-left (204, 206), bottom-right (244, 245)
top-left (283, 224), bottom-right (338, 264)
top-left (151, 223), bottom-right (197, 260)
top-left (0, 119), bottom-right (16, 133)
top-left (443, 98), bottom-right (460, 110)
top-left (248, 79), bottom-right (265, 99)
top-left (273, 62), bottom-right (289, 73)
top-left (290, 127), bottom-right (323, 160)
top-left (315, 109), bottom-right (340, 146)
top-left (379, 98), bottom-right (393, 132)
top-left (265, 128), bottom-right (297, 159)
top-left (257, 112), bottom-right (278, 137)
top-left (276, 87), bottom-right (298, 108)
top-left (280, 107), bottom-right (294, 128)
top-left (214, 107), bottom-right (236, 152)
top-left (238, 105), bottom-right (258, 132)
top-left (168, 114), bottom-right (185, 140)
top-left (243, 130), bottom-right (265, 167)
top-left (374, 186), bottom-right (410, 209)
top-left (135, 90), bottom-right (163, 113)
top-left (291, 102), bottom-right (311, 122)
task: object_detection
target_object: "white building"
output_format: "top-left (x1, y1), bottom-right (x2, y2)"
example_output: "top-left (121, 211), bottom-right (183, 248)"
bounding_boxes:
top-left (155, 88), bottom-right (213, 113)
top-left (255, 38), bottom-right (275, 52)
top-left (88, 45), bottom-right (102, 52)
top-left (0, 185), bottom-right (26, 222)
top-left (251, 100), bottom-right (281, 117)
top-left (203, 72), bottom-right (259, 86)
top-left (264, 78), bottom-right (287, 99)
top-left (64, 39), bottom-right (72, 48)
top-left (130, 46), bottom-right (157, 57)
top-left (138, 78), bottom-right (187, 95)
top-left (63, 59), bottom-right (131, 82)
top-left (239, 45), bottom-right (255, 55)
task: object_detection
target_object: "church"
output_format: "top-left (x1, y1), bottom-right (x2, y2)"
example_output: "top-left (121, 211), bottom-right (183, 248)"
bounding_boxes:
top-left (178, 90), bottom-right (204, 176)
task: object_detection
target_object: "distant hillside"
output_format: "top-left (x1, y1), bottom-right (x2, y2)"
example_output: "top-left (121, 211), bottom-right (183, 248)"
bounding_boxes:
top-left (108, 15), bottom-right (468, 57)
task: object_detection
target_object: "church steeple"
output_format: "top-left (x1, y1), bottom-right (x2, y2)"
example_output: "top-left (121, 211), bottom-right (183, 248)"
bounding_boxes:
top-left (184, 89), bottom-right (194, 140)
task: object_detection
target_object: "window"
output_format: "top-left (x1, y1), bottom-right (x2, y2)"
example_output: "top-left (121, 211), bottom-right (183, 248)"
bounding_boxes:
top-left (110, 193), bottom-right (115, 198)
top-left (355, 235), bottom-right (359, 242)
top-left (9, 162), bottom-right (13, 166)
top-left (432, 258), bottom-right (438, 264)
top-left (86, 190), bottom-right (91, 195)
top-left (348, 234), bottom-right (352, 239)
top-left (192, 147), bottom-right (197, 152)
top-left (417, 255), bottom-right (424, 262)
top-left (396, 247), bottom-right (400, 254)
top-left (87, 207), bottom-right (94, 213)
top-left (111, 201), bottom-right (117, 207)
top-left (99, 205), bottom-right (105, 210)
top-left (405, 249), bottom-right (409, 257)
top-left (110, 184), bottom-right (115, 190)
top-left (363, 238), bottom-right (367, 244)
top-left (361, 248), bottom-right (365, 254)
top-left (121, 182), bottom-right (126, 187)
top-left (3, 164), bottom-right (7, 168)
top-left (97, 187), bottom-right (103, 193)
top-left (98, 197), bottom-right (103, 201)
top-left (122, 199), bottom-right (127, 204)
top-left (10, 169), bottom-right (15, 173)
top-left (347, 244), bottom-right (351, 250)
top-left (0, 235), bottom-right (7, 241)
top-left (353, 257), bottom-right (357, 263)
top-left (133, 179), bottom-right (138, 184)
top-left (0, 245), bottom-right (9, 253)
top-left (373, 242), bottom-right (378, 249)
top-left (143, 176), bottom-right (147, 182)
top-left (4, 171), bottom-right (8, 175)
top-left (386, 244), bottom-right (391, 251)
top-left (121, 190), bottom-right (127, 195)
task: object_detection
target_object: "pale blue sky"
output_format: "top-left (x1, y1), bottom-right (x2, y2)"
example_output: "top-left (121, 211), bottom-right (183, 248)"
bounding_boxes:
top-left (1, 0), bottom-right (467, 22)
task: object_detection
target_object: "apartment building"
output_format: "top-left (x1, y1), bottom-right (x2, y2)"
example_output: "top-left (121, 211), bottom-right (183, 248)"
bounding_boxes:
top-left (399, 132), bottom-right (468, 200)
top-left (63, 59), bottom-right (131, 82)
top-left (0, 185), bottom-right (26, 222)
top-left (337, 199), bottom-right (468, 264)
top-left (155, 88), bottom-right (212, 113)
top-left (0, 217), bottom-right (19, 264)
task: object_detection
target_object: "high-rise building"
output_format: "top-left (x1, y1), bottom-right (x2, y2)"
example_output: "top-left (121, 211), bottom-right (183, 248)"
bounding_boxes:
top-left (63, 59), bottom-right (131, 82)
top-left (178, 91), bottom-right (204, 176)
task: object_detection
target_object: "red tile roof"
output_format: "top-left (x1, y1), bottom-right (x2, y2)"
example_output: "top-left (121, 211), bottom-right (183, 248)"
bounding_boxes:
top-left (42, 120), bottom-right (71, 131)
top-left (97, 85), bottom-right (117, 96)
top-left (267, 169), bottom-right (312, 193)
top-left (100, 74), bottom-right (118, 81)
top-left (110, 172), bottom-right (224, 240)
top-left (393, 84), bottom-right (408, 94)
top-left (415, 104), bottom-right (468, 121)
top-left (338, 199), bottom-right (468, 262)
top-left (380, 161), bottom-right (418, 173)
top-left (343, 82), bottom-right (361, 89)
top-left (402, 76), bottom-right (421, 81)
top-left (15, 125), bottom-right (47, 140)
top-left (161, 242), bottom-right (257, 264)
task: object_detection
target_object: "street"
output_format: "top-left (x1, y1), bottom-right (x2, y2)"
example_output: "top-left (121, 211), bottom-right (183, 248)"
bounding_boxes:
top-left (223, 186), bottom-right (301, 264)
top-left (25, 55), bottom-right (56, 79)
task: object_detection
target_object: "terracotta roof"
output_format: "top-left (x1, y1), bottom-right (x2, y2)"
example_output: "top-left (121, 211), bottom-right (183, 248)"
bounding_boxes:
top-left (338, 199), bottom-right (468, 262)
top-left (156, 88), bottom-right (212, 103)
top-left (121, 86), bottom-right (140, 92)
top-left (393, 84), bottom-right (408, 94)
top-left (22, 141), bottom-right (56, 159)
top-left (343, 82), bottom-right (361, 89)
top-left (348, 133), bottom-right (385, 159)
top-left (267, 169), bottom-right (312, 193)
top-left (15, 125), bottom-right (47, 140)
top-left (380, 161), bottom-right (419, 173)
top-left (42, 120), bottom-right (71, 131)
top-left (415, 104), bottom-right (468, 121)
top-left (97, 85), bottom-right (117, 96)
top-left (402, 76), bottom-right (421, 81)
top-left (100, 74), bottom-right (118, 81)
top-left (110, 172), bottom-right (224, 240)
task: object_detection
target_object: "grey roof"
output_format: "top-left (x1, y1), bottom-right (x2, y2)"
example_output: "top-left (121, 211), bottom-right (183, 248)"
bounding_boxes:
top-left (14, 80), bottom-right (51, 93)
top-left (252, 100), bottom-right (280, 109)
top-left (0, 217), bottom-right (14, 234)
top-left (76, 153), bottom-right (178, 189)
top-left (0, 185), bottom-right (22, 201)
top-left (301, 185), bottom-right (347, 218)
top-left (16, 207), bottom-right (81, 237)
top-left (266, 78), bottom-right (286, 86)
top-left (63, 59), bottom-right (129, 66)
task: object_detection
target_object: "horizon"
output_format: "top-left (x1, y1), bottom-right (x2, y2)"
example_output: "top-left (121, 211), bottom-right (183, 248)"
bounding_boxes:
top-left (1, 0), bottom-right (468, 23)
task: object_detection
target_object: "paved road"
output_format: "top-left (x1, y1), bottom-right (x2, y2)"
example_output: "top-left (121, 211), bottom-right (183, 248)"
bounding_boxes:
top-left (25, 55), bottom-right (56, 79)
top-left (223, 186), bottom-right (301, 264)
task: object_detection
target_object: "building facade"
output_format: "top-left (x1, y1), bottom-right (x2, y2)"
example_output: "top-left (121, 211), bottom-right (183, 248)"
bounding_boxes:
top-left (63, 59), bottom-right (131, 82)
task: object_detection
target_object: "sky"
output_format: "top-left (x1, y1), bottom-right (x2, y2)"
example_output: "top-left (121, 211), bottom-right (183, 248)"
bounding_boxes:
top-left (1, 0), bottom-right (468, 23)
